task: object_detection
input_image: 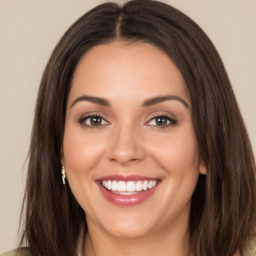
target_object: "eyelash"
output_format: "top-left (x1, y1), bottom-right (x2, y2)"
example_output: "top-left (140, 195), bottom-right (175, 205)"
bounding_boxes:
top-left (78, 114), bottom-right (177, 128)
top-left (78, 114), bottom-right (110, 128)
top-left (145, 114), bottom-right (177, 128)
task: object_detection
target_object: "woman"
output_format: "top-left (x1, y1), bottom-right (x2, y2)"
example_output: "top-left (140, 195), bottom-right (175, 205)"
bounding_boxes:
top-left (2, 0), bottom-right (255, 255)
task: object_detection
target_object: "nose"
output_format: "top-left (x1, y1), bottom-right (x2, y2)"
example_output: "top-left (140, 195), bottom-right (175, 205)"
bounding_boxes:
top-left (107, 124), bottom-right (146, 165)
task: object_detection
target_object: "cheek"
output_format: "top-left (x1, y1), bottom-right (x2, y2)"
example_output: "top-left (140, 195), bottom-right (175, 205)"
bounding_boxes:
top-left (62, 127), bottom-right (105, 210)
top-left (149, 128), bottom-right (200, 175)
top-left (63, 127), bottom-right (105, 173)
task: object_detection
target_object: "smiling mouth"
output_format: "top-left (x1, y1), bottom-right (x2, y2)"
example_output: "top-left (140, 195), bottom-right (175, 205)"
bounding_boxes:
top-left (96, 175), bottom-right (162, 206)
top-left (100, 179), bottom-right (160, 195)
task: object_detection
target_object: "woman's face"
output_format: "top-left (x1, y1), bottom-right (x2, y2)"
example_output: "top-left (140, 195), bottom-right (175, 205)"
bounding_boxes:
top-left (63, 41), bottom-right (205, 238)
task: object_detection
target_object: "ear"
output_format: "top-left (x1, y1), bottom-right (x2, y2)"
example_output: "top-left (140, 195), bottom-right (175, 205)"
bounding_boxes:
top-left (199, 161), bottom-right (207, 175)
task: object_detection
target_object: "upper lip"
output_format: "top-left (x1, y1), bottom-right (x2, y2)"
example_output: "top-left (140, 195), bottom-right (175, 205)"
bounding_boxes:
top-left (95, 175), bottom-right (160, 182)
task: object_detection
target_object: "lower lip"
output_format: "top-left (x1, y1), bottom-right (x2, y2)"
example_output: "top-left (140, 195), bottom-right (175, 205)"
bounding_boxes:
top-left (97, 182), bottom-right (160, 206)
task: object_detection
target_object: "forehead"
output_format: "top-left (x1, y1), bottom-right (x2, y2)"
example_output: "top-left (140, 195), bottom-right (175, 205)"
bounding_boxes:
top-left (69, 41), bottom-right (190, 104)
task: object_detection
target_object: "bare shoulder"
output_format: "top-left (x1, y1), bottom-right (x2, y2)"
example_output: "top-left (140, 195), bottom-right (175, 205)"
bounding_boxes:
top-left (0, 248), bottom-right (31, 256)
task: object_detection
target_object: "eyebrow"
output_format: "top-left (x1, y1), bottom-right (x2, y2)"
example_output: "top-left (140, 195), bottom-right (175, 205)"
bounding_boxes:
top-left (70, 94), bottom-right (189, 108)
top-left (71, 95), bottom-right (111, 107)
top-left (142, 95), bottom-right (189, 108)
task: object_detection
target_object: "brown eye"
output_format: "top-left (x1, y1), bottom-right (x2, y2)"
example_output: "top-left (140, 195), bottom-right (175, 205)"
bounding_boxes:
top-left (146, 115), bottom-right (177, 127)
top-left (155, 116), bottom-right (170, 126)
top-left (89, 116), bottom-right (103, 126)
top-left (79, 115), bottom-right (109, 127)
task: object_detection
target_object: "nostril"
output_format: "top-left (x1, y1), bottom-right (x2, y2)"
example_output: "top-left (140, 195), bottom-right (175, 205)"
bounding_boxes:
top-left (106, 127), bottom-right (146, 164)
top-left (107, 144), bottom-right (146, 164)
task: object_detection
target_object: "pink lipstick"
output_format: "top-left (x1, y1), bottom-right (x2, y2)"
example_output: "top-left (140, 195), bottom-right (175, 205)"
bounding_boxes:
top-left (96, 175), bottom-right (161, 206)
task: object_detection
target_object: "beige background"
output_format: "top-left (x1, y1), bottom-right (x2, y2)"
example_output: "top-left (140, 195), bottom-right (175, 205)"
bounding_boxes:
top-left (0, 0), bottom-right (255, 253)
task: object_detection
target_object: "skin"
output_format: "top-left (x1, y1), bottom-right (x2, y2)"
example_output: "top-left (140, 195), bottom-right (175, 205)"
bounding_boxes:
top-left (62, 41), bottom-right (206, 256)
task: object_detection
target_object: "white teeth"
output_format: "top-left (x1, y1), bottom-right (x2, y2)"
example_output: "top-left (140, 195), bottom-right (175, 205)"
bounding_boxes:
top-left (101, 180), bottom-right (158, 193)
top-left (103, 181), bottom-right (107, 188)
top-left (107, 180), bottom-right (112, 190)
top-left (127, 181), bottom-right (136, 192)
top-left (148, 180), bottom-right (153, 189)
top-left (148, 180), bottom-right (157, 189)
top-left (135, 181), bottom-right (142, 191)
top-left (142, 181), bottom-right (148, 191)
top-left (117, 181), bottom-right (126, 192)
top-left (112, 181), bottom-right (118, 190)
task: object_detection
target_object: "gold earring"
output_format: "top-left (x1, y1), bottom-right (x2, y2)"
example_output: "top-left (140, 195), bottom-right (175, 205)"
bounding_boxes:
top-left (61, 165), bottom-right (66, 185)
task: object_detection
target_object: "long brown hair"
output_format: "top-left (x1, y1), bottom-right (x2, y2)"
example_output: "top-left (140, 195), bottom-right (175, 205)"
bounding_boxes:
top-left (20, 1), bottom-right (256, 255)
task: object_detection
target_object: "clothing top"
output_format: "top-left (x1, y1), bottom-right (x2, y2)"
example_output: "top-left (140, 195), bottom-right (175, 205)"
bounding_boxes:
top-left (0, 248), bottom-right (30, 256)
top-left (1, 237), bottom-right (256, 256)
top-left (1, 244), bottom-right (256, 256)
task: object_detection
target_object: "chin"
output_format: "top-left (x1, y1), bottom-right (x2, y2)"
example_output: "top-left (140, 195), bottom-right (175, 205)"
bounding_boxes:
top-left (105, 223), bottom-right (153, 239)
top-left (98, 211), bottom-right (158, 239)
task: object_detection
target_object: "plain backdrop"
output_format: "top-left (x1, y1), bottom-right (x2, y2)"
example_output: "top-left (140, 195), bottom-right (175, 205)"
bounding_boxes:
top-left (0, 0), bottom-right (255, 253)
